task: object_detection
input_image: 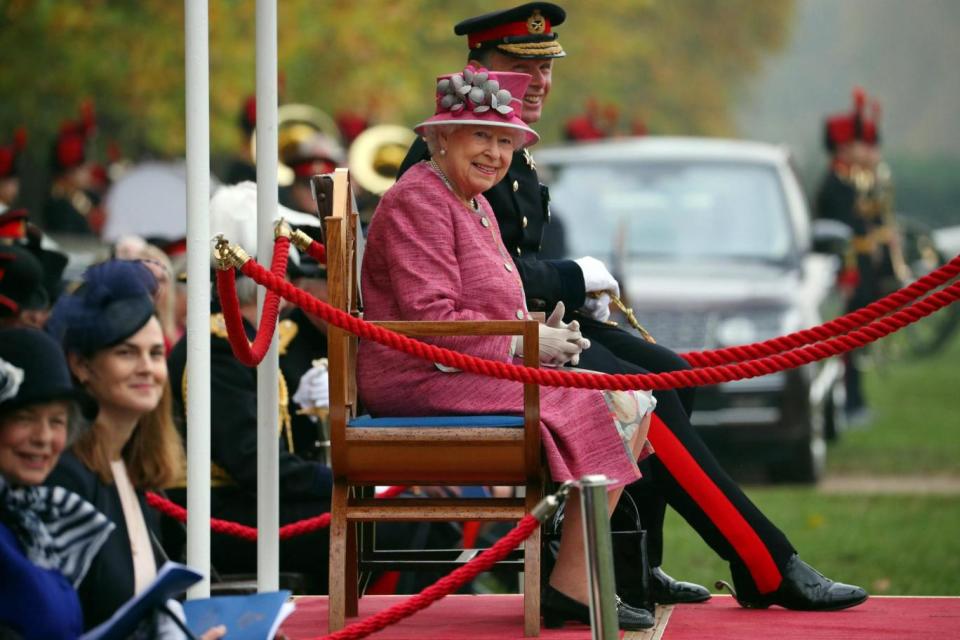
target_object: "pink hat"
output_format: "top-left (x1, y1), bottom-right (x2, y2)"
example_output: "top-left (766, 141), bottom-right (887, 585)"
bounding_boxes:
top-left (414, 65), bottom-right (539, 148)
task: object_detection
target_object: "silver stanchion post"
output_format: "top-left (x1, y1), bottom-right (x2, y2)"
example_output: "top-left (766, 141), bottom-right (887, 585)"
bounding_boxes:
top-left (579, 474), bottom-right (619, 640)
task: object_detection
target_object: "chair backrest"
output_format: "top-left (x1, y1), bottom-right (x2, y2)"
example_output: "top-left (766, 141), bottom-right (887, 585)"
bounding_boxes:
top-left (314, 169), bottom-right (362, 475)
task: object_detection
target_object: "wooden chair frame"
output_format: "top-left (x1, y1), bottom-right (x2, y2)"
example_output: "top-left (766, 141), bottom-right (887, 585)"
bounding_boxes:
top-left (319, 169), bottom-right (545, 636)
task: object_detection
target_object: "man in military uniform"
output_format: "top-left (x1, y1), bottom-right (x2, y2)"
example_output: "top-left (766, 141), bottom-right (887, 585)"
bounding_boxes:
top-left (815, 89), bottom-right (889, 423)
top-left (167, 184), bottom-right (334, 590)
top-left (399, 2), bottom-right (867, 611)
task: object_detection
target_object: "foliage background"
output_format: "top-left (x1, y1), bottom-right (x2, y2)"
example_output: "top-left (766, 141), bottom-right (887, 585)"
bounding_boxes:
top-left (0, 0), bottom-right (793, 158)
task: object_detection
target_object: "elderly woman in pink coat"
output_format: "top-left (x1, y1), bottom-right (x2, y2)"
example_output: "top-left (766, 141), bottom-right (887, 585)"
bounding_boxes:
top-left (358, 66), bottom-right (656, 631)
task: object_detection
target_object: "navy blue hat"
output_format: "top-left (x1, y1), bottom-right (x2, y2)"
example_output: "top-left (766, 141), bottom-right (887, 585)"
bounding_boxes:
top-left (455, 2), bottom-right (566, 59)
top-left (0, 328), bottom-right (76, 414)
top-left (46, 260), bottom-right (157, 356)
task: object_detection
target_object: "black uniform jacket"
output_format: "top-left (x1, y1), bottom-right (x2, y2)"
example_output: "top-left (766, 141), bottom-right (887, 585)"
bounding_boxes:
top-left (279, 307), bottom-right (329, 459)
top-left (167, 310), bottom-right (332, 501)
top-left (46, 452), bottom-right (164, 631)
top-left (399, 138), bottom-right (585, 313)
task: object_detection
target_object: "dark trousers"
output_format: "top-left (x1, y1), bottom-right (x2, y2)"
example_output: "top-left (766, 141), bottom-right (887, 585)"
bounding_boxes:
top-left (576, 316), bottom-right (796, 593)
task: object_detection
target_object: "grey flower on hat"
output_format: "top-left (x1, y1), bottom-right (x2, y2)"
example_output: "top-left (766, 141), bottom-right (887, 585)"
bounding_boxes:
top-left (436, 66), bottom-right (515, 116)
top-left (0, 357), bottom-right (25, 404)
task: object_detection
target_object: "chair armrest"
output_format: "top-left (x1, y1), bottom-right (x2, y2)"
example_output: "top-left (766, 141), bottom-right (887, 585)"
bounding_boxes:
top-left (371, 319), bottom-right (535, 337)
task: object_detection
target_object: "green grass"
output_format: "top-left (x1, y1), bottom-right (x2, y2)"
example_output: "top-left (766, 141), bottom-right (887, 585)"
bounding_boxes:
top-left (827, 318), bottom-right (960, 475)
top-left (661, 488), bottom-right (960, 596)
top-left (659, 324), bottom-right (960, 595)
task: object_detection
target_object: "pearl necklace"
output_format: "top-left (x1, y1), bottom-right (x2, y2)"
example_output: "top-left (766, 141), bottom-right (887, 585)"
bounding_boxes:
top-left (429, 159), bottom-right (480, 213)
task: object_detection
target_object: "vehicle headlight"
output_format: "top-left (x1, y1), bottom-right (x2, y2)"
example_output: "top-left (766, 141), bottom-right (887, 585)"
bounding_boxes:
top-left (715, 317), bottom-right (759, 347)
top-left (715, 308), bottom-right (794, 347)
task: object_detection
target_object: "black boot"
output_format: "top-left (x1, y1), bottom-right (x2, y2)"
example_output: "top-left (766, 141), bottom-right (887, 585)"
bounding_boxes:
top-left (650, 567), bottom-right (711, 604)
top-left (721, 555), bottom-right (868, 611)
top-left (542, 585), bottom-right (655, 630)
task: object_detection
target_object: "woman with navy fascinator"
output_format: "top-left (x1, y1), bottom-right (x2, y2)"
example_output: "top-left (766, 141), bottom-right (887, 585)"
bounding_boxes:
top-left (44, 259), bottom-right (186, 631)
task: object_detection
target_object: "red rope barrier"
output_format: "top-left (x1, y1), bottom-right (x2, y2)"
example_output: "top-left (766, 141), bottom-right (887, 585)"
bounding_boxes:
top-left (681, 254), bottom-right (960, 366)
top-left (216, 235), bottom-right (292, 367)
top-left (305, 237), bottom-right (326, 264)
top-left (231, 254), bottom-right (960, 391)
top-left (146, 486), bottom-right (406, 540)
top-left (318, 514), bottom-right (542, 640)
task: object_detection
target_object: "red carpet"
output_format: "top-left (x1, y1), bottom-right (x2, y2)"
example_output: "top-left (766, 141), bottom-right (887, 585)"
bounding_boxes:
top-left (660, 595), bottom-right (960, 640)
top-left (281, 594), bottom-right (613, 639)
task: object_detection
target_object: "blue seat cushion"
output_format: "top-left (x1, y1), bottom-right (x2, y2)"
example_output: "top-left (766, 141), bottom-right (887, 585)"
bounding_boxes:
top-left (348, 414), bottom-right (524, 428)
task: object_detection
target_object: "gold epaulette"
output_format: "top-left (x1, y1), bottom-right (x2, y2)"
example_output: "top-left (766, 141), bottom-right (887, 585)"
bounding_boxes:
top-left (278, 318), bottom-right (298, 355)
top-left (210, 312), bottom-right (229, 339)
top-left (851, 235), bottom-right (876, 254)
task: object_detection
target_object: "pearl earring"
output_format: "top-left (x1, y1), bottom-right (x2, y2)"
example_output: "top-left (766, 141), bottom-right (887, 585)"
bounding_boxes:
top-left (439, 148), bottom-right (447, 156)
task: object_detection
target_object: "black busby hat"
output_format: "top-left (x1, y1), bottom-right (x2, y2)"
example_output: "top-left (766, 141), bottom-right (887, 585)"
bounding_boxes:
top-left (455, 2), bottom-right (566, 59)
top-left (46, 259), bottom-right (157, 356)
top-left (0, 244), bottom-right (48, 317)
top-left (0, 328), bottom-right (76, 415)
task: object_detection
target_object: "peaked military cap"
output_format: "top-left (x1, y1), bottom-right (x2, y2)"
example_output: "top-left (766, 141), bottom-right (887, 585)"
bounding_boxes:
top-left (455, 2), bottom-right (566, 59)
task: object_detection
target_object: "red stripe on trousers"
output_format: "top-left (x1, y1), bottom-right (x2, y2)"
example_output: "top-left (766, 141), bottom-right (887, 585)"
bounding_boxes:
top-left (647, 413), bottom-right (783, 593)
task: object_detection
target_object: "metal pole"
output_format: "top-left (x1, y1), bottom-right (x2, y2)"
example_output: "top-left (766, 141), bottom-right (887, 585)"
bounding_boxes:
top-left (255, 0), bottom-right (280, 592)
top-left (579, 475), bottom-right (619, 640)
top-left (184, 0), bottom-right (211, 599)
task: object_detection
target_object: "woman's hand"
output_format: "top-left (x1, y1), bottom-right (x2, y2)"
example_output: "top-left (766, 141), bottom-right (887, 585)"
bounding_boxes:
top-left (544, 302), bottom-right (590, 366)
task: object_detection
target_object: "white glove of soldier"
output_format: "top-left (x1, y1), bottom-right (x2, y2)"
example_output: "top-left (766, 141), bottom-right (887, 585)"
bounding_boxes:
top-left (292, 359), bottom-right (330, 419)
top-left (512, 302), bottom-right (589, 367)
top-left (574, 256), bottom-right (620, 322)
top-left (581, 292), bottom-right (613, 323)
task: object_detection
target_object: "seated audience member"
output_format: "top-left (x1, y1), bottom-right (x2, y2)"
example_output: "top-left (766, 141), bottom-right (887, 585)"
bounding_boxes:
top-left (0, 328), bottom-right (114, 638)
top-left (167, 183), bottom-right (334, 591)
top-left (358, 66), bottom-right (657, 631)
top-left (0, 243), bottom-right (49, 330)
top-left (44, 260), bottom-right (186, 631)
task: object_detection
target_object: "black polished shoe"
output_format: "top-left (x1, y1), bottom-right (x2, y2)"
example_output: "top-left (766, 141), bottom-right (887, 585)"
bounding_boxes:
top-left (650, 566), bottom-right (711, 604)
top-left (542, 585), bottom-right (655, 630)
top-left (721, 555), bottom-right (868, 611)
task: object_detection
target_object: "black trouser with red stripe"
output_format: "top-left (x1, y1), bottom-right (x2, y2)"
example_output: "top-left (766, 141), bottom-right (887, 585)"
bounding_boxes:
top-left (576, 317), bottom-right (796, 594)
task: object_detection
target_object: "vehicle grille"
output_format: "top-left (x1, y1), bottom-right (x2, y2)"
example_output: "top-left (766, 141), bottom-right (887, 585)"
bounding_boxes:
top-left (633, 310), bottom-right (713, 352)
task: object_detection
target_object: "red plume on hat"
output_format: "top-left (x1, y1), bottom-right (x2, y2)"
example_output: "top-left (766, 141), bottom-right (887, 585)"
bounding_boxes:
top-left (0, 127), bottom-right (27, 179)
top-left (823, 86), bottom-right (867, 153)
top-left (53, 101), bottom-right (97, 173)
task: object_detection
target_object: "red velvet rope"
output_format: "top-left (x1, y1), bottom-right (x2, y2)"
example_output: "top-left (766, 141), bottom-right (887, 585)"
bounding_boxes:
top-left (231, 254), bottom-right (960, 391)
top-left (681, 254), bottom-right (960, 366)
top-left (145, 485), bottom-right (406, 540)
top-left (319, 514), bottom-right (542, 640)
top-left (215, 235), bottom-right (291, 367)
top-left (306, 238), bottom-right (326, 264)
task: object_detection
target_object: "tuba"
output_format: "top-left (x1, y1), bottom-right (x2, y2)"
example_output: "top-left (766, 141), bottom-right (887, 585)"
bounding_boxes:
top-left (250, 104), bottom-right (342, 186)
top-left (347, 124), bottom-right (417, 196)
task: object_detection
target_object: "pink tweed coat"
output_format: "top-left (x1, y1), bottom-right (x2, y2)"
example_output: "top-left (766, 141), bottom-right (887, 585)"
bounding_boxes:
top-left (357, 162), bottom-right (641, 487)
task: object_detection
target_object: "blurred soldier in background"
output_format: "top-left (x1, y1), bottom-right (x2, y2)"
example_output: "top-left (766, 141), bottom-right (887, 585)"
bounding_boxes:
top-left (816, 88), bottom-right (906, 424)
top-left (43, 104), bottom-right (100, 236)
top-left (222, 96), bottom-right (259, 185)
top-left (279, 132), bottom-right (345, 214)
top-left (0, 128), bottom-right (27, 212)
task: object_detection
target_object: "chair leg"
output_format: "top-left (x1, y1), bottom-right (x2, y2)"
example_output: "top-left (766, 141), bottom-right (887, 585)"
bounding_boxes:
top-left (523, 481), bottom-right (542, 637)
top-left (328, 482), bottom-right (350, 632)
top-left (345, 511), bottom-right (359, 617)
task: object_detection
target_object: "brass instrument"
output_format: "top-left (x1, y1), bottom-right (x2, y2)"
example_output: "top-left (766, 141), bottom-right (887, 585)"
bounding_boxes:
top-left (348, 124), bottom-right (417, 196)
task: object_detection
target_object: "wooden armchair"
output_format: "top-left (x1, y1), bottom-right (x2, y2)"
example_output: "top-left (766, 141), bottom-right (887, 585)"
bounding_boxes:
top-left (317, 169), bottom-right (545, 636)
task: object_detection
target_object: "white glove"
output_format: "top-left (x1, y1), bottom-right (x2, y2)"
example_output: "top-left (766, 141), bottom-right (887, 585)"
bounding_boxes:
top-left (581, 292), bottom-right (612, 323)
top-left (545, 302), bottom-right (590, 365)
top-left (574, 256), bottom-right (620, 297)
top-left (292, 359), bottom-right (330, 417)
top-left (512, 302), bottom-right (588, 367)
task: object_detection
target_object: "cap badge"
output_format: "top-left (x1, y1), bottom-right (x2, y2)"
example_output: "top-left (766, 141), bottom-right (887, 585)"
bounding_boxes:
top-left (527, 10), bottom-right (546, 34)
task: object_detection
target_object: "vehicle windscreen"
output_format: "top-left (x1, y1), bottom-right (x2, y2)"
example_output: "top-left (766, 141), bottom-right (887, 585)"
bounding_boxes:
top-left (546, 161), bottom-right (793, 264)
